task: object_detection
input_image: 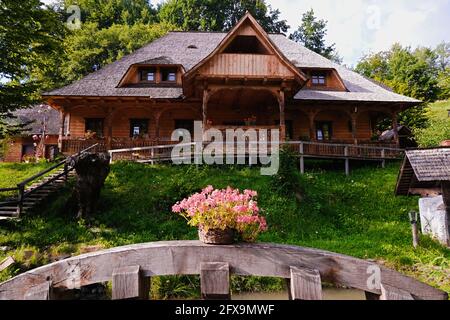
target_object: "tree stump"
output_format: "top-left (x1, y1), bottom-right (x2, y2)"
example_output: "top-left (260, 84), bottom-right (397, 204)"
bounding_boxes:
top-left (68, 152), bottom-right (110, 219)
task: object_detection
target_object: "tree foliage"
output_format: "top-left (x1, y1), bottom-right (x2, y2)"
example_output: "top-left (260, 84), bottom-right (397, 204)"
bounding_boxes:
top-left (158, 0), bottom-right (289, 33)
top-left (355, 43), bottom-right (450, 132)
top-left (289, 9), bottom-right (342, 63)
top-left (0, 0), bottom-right (65, 138)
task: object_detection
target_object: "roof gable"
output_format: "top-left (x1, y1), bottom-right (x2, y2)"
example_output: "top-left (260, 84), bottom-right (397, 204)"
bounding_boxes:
top-left (183, 13), bottom-right (307, 84)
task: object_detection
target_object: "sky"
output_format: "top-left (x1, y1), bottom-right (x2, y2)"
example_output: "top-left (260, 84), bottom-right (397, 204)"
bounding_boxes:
top-left (44, 0), bottom-right (450, 66)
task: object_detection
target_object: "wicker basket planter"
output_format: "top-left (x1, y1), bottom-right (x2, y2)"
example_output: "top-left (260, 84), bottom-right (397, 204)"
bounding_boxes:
top-left (198, 226), bottom-right (235, 245)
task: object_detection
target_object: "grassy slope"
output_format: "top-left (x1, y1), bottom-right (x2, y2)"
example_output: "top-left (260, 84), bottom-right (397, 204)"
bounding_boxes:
top-left (0, 162), bottom-right (449, 295)
top-left (0, 162), bottom-right (53, 200)
top-left (415, 100), bottom-right (450, 147)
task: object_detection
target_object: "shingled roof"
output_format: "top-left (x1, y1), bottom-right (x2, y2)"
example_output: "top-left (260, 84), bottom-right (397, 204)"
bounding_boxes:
top-left (396, 148), bottom-right (450, 195)
top-left (8, 105), bottom-right (60, 135)
top-left (43, 31), bottom-right (421, 104)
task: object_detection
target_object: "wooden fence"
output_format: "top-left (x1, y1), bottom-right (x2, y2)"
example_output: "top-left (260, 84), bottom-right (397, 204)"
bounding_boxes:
top-left (0, 241), bottom-right (446, 300)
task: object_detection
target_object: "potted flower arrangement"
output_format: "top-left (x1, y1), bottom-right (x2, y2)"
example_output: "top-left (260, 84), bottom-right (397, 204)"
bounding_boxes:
top-left (172, 186), bottom-right (267, 245)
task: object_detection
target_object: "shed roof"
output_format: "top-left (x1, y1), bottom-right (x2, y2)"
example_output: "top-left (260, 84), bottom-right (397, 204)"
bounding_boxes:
top-left (43, 31), bottom-right (421, 104)
top-left (395, 148), bottom-right (450, 196)
top-left (406, 149), bottom-right (450, 182)
top-left (8, 105), bottom-right (60, 135)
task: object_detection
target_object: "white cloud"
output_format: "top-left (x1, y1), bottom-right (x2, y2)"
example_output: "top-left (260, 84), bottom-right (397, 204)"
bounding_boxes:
top-left (268, 0), bottom-right (450, 66)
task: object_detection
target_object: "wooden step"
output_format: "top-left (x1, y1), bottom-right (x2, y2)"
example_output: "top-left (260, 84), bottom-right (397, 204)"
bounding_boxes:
top-left (0, 211), bottom-right (17, 216)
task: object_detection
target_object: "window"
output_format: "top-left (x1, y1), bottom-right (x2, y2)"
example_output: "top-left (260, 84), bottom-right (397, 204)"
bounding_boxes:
top-left (175, 119), bottom-right (195, 136)
top-left (311, 73), bottom-right (326, 86)
top-left (161, 68), bottom-right (177, 82)
top-left (316, 121), bottom-right (333, 141)
top-left (140, 68), bottom-right (156, 82)
top-left (223, 35), bottom-right (270, 54)
top-left (130, 119), bottom-right (149, 138)
top-left (85, 118), bottom-right (104, 138)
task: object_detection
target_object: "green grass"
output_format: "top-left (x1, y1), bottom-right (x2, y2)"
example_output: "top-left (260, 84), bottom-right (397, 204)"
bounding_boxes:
top-left (0, 162), bottom-right (54, 200)
top-left (0, 161), bottom-right (449, 297)
top-left (415, 99), bottom-right (450, 147)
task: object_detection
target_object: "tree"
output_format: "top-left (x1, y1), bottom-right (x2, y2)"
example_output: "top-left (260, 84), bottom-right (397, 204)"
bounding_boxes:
top-left (57, 0), bottom-right (158, 28)
top-left (0, 0), bottom-right (65, 138)
top-left (355, 43), bottom-right (442, 131)
top-left (158, 0), bottom-right (289, 33)
top-left (289, 9), bottom-right (342, 63)
top-left (59, 22), bottom-right (174, 83)
top-left (434, 42), bottom-right (450, 100)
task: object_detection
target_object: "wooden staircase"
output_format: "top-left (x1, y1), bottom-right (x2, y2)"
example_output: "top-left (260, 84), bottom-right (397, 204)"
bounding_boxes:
top-left (0, 144), bottom-right (99, 220)
top-left (0, 169), bottom-right (76, 219)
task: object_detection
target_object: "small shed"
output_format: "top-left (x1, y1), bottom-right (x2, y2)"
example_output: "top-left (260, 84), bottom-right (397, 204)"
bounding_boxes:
top-left (395, 148), bottom-right (450, 246)
top-left (380, 126), bottom-right (417, 148)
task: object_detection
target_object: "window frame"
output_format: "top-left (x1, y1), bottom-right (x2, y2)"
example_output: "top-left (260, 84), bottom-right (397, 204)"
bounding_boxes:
top-left (129, 119), bottom-right (150, 138)
top-left (139, 68), bottom-right (157, 83)
top-left (85, 118), bottom-right (104, 138)
top-left (315, 121), bottom-right (333, 141)
top-left (160, 67), bottom-right (178, 83)
top-left (311, 73), bottom-right (327, 86)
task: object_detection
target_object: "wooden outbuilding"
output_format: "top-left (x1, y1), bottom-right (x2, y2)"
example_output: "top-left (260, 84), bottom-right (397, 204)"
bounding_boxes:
top-left (396, 148), bottom-right (450, 246)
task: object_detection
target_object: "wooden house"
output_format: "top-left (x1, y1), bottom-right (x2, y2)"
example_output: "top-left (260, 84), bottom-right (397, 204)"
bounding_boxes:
top-left (2, 105), bottom-right (60, 162)
top-left (42, 13), bottom-right (420, 155)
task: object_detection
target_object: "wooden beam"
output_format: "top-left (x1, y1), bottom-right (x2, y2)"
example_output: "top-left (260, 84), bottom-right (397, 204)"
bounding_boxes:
top-left (380, 283), bottom-right (414, 300)
top-left (58, 108), bottom-right (66, 152)
top-left (392, 111), bottom-right (400, 147)
top-left (25, 281), bottom-right (52, 300)
top-left (289, 266), bottom-right (322, 300)
top-left (200, 262), bottom-right (230, 300)
top-left (112, 265), bottom-right (150, 300)
top-left (278, 90), bottom-right (286, 142)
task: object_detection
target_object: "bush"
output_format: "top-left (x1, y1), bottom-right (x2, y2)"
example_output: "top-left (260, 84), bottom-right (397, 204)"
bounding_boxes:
top-left (271, 146), bottom-right (303, 199)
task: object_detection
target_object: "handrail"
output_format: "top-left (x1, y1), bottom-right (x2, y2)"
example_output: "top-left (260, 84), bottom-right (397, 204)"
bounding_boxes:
top-left (286, 141), bottom-right (403, 152)
top-left (0, 143), bottom-right (100, 217)
top-left (0, 241), bottom-right (446, 300)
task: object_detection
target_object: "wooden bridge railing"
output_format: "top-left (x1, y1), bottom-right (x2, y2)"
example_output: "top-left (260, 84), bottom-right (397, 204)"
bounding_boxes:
top-left (0, 241), bottom-right (446, 300)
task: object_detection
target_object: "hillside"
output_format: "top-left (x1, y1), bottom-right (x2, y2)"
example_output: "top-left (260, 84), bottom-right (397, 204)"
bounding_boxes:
top-left (415, 99), bottom-right (450, 147)
top-left (0, 161), bottom-right (449, 297)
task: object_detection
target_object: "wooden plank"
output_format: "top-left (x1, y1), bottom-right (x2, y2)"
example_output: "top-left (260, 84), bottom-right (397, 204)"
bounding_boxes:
top-left (25, 281), bottom-right (52, 300)
top-left (200, 262), bottom-right (230, 300)
top-left (0, 256), bottom-right (15, 272)
top-left (112, 265), bottom-right (150, 300)
top-left (0, 241), bottom-right (446, 300)
top-left (289, 266), bottom-right (322, 300)
top-left (380, 283), bottom-right (414, 300)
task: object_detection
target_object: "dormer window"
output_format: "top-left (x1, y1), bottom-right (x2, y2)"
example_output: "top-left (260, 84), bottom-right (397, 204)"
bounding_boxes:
top-left (140, 68), bottom-right (156, 82)
top-left (161, 68), bottom-right (177, 82)
top-left (311, 73), bottom-right (326, 86)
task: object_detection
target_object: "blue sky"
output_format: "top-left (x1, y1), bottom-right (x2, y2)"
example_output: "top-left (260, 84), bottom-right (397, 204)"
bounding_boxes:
top-left (43, 0), bottom-right (450, 66)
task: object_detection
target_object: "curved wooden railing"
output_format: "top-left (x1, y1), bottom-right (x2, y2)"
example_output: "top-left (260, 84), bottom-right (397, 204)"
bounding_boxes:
top-left (0, 241), bottom-right (446, 300)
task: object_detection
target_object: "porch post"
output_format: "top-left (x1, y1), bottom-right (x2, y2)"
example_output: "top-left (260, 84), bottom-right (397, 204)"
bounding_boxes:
top-left (58, 108), bottom-right (66, 152)
top-left (278, 90), bottom-right (286, 142)
top-left (155, 112), bottom-right (161, 143)
top-left (105, 108), bottom-right (114, 151)
top-left (308, 111), bottom-right (316, 141)
top-left (202, 89), bottom-right (211, 139)
top-left (351, 113), bottom-right (358, 145)
top-left (392, 111), bottom-right (400, 147)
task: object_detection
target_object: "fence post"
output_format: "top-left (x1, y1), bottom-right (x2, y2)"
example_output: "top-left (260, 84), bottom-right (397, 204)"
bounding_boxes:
top-left (299, 142), bottom-right (305, 174)
top-left (63, 162), bottom-right (69, 181)
top-left (344, 146), bottom-right (350, 176)
top-left (381, 149), bottom-right (386, 168)
top-left (16, 184), bottom-right (25, 218)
